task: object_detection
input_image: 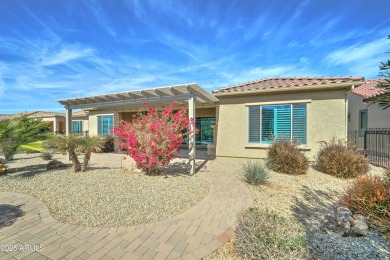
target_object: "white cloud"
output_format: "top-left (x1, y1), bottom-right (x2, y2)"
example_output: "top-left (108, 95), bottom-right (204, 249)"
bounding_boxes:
top-left (325, 38), bottom-right (388, 65)
top-left (41, 46), bottom-right (95, 66)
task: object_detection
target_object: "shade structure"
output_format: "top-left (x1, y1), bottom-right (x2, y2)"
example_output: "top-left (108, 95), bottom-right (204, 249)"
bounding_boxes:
top-left (57, 83), bottom-right (219, 175)
top-left (57, 83), bottom-right (218, 110)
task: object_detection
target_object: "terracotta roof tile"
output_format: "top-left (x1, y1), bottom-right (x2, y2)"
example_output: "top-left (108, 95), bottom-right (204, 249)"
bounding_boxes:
top-left (72, 111), bottom-right (88, 117)
top-left (352, 79), bottom-right (388, 98)
top-left (212, 76), bottom-right (364, 94)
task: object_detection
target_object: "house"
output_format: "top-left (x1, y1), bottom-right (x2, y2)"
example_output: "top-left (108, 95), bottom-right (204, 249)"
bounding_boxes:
top-left (57, 77), bottom-right (364, 173)
top-left (347, 79), bottom-right (390, 136)
top-left (0, 111), bottom-right (88, 135)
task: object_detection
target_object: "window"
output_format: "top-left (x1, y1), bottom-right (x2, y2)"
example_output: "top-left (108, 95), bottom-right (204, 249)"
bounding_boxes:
top-left (183, 117), bottom-right (215, 145)
top-left (97, 115), bottom-right (113, 136)
top-left (249, 104), bottom-right (307, 144)
top-left (359, 110), bottom-right (367, 136)
top-left (72, 120), bottom-right (83, 133)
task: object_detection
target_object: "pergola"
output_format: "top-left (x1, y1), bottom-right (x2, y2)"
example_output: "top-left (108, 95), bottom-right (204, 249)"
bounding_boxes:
top-left (57, 83), bottom-right (219, 174)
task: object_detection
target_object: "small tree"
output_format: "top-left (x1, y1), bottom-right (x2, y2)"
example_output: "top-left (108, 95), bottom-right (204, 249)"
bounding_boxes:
top-left (49, 135), bottom-right (104, 173)
top-left (77, 136), bottom-right (104, 172)
top-left (113, 102), bottom-right (194, 174)
top-left (0, 115), bottom-right (49, 160)
top-left (376, 35), bottom-right (390, 109)
top-left (50, 134), bottom-right (82, 172)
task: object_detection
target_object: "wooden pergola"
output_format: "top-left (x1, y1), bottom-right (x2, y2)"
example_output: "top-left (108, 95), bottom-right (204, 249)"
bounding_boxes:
top-left (57, 83), bottom-right (219, 174)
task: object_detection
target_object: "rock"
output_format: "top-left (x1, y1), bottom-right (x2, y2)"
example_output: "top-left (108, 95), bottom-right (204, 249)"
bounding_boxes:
top-left (335, 206), bottom-right (353, 220)
top-left (46, 160), bottom-right (67, 170)
top-left (320, 206), bottom-right (366, 236)
top-left (321, 219), bottom-right (335, 233)
top-left (350, 218), bottom-right (369, 237)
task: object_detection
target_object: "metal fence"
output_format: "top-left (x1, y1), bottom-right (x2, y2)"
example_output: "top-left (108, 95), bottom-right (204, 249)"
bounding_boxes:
top-left (348, 128), bottom-right (390, 168)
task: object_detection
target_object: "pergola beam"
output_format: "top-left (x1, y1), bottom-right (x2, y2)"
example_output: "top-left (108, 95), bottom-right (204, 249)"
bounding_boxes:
top-left (188, 95), bottom-right (196, 175)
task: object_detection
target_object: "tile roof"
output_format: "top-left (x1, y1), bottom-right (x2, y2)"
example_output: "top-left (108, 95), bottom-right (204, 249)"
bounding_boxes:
top-left (0, 114), bottom-right (11, 121)
top-left (72, 111), bottom-right (88, 117)
top-left (212, 76), bottom-right (365, 94)
top-left (28, 111), bottom-right (65, 117)
top-left (352, 79), bottom-right (388, 98)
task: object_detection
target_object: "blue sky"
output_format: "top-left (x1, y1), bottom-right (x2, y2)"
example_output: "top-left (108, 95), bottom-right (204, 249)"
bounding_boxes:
top-left (0, 0), bottom-right (389, 113)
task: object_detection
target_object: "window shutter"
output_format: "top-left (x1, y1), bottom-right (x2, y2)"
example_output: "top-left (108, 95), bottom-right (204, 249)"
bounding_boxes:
top-left (248, 106), bottom-right (260, 143)
top-left (275, 105), bottom-right (291, 141)
top-left (292, 105), bottom-right (306, 144)
top-left (97, 117), bottom-right (102, 135)
top-left (261, 106), bottom-right (274, 143)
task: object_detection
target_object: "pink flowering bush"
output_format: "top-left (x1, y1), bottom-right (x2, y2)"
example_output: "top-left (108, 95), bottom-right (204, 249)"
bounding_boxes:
top-left (113, 102), bottom-right (194, 174)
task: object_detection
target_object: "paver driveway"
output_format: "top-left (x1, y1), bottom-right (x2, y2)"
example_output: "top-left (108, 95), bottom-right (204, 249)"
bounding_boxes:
top-left (0, 160), bottom-right (252, 259)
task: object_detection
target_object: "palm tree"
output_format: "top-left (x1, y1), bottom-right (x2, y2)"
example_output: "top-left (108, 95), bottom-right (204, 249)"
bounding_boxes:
top-left (77, 136), bottom-right (104, 172)
top-left (49, 134), bottom-right (82, 172)
top-left (0, 116), bottom-right (49, 160)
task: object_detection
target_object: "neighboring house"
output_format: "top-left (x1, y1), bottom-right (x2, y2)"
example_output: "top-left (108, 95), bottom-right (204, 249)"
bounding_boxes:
top-left (348, 79), bottom-right (390, 136)
top-left (57, 76), bottom-right (363, 162)
top-left (0, 111), bottom-right (88, 135)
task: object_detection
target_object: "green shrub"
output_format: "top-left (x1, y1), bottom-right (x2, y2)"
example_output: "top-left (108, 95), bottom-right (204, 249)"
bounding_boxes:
top-left (41, 152), bottom-right (53, 161)
top-left (101, 136), bottom-right (114, 153)
top-left (267, 140), bottom-right (309, 175)
top-left (316, 137), bottom-right (369, 178)
top-left (241, 160), bottom-right (268, 185)
top-left (340, 174), bottom-right (390, 239)
top-left (233, 207), bottom-right (308, 259)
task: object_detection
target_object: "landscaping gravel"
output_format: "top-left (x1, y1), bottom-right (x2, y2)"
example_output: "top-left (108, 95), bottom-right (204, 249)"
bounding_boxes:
top-left (206, 158), bottom-right (390, 260)
top-left (0, 153), bottom-right (209, 227)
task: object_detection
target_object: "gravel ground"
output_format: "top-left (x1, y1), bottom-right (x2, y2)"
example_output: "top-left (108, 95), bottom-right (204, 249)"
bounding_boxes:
top-left (0, 153), bottom-right (209, 227)
top-left (206, 158), bottom-right (390, 260)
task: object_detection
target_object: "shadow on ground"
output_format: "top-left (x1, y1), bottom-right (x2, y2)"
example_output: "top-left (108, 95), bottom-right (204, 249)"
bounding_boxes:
top-left (290, 186), bottom-right (390, 259)
top-left (6, 163), bottom-right (68, 178)
top-left (0, 204), bottom-right (25, 228)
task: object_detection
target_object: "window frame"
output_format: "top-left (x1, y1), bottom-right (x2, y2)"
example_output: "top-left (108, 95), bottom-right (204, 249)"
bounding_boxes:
top-left (359, 109), bottom-right (367, 136)
top-left (97, 115), bottom-right (114, 136)
top-left (72, 120), bottom-right (83, 133)
top-left (248, 103), bottom-right (307, 145)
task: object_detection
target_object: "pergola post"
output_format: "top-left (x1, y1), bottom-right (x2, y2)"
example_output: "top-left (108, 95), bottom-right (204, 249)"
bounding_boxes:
top-left (65, 107), bottom-right (72, 135)
top-left (188, 95), bottom-right (196, 175)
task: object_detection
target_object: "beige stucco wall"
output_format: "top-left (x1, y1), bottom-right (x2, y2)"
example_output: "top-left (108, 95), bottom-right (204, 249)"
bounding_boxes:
top-left (348, 93), bottom-right (390, 132)
top-left (216, 89), bottom-right (348, 160)
top-left (87, 110), bottom-right (114, 136)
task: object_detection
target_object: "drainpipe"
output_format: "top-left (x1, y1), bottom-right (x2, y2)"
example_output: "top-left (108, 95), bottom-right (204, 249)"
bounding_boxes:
top-left (345, 85), bottom-right (355, 138)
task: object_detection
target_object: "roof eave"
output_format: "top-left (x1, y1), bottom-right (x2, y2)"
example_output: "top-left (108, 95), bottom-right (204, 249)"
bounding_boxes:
top-left (364, 92), bottom-right (390, 102)
top-left (212, 81), bottom-right (365, 97)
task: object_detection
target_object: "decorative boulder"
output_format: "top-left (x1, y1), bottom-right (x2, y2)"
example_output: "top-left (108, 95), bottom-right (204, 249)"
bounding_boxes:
top-left (46, 160), bottom-right (67, 170)
top-left (350, 214), bottom-right (369, 236)
top-left (320, 206), bottom-right (368, 237)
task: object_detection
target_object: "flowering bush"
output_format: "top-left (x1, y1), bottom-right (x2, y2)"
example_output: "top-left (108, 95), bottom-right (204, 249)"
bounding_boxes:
top-left (113, 102), bottom-right (194, 174)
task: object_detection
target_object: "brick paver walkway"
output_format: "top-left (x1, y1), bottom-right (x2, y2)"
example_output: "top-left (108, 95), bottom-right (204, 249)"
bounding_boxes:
top-left (0, 161), bottom-right (252, 259)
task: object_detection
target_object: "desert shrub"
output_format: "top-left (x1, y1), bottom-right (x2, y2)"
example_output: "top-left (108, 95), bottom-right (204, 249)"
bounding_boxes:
top-left (317, 137), bottom-right (369, 178)
top-left (41, 152), bottom-right (53, 160)
top-left (233, 207), bottom-right (308, 259)
top-left (267, 140), bottom-right (309, 175)
top-left (100, 135), bottom-right (114, 153)
top-left (241, 160), bottom-right (268, 185)
top-left (113, 102), bottom-right (194, 174)
top-left (340, 174), bottom-right (390, 238)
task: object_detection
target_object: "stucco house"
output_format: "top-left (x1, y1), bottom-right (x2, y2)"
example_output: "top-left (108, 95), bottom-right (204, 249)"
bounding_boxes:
top-left (348, 79), bottom-right (390, 136)
top-left (0, 111), bottom-right (88, 135)
top-left (57, 76), bottom-right (364, 174)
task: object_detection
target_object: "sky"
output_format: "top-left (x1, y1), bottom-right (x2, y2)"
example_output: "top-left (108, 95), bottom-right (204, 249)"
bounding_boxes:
top-left (0, 0), bottom-right (389, 113)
